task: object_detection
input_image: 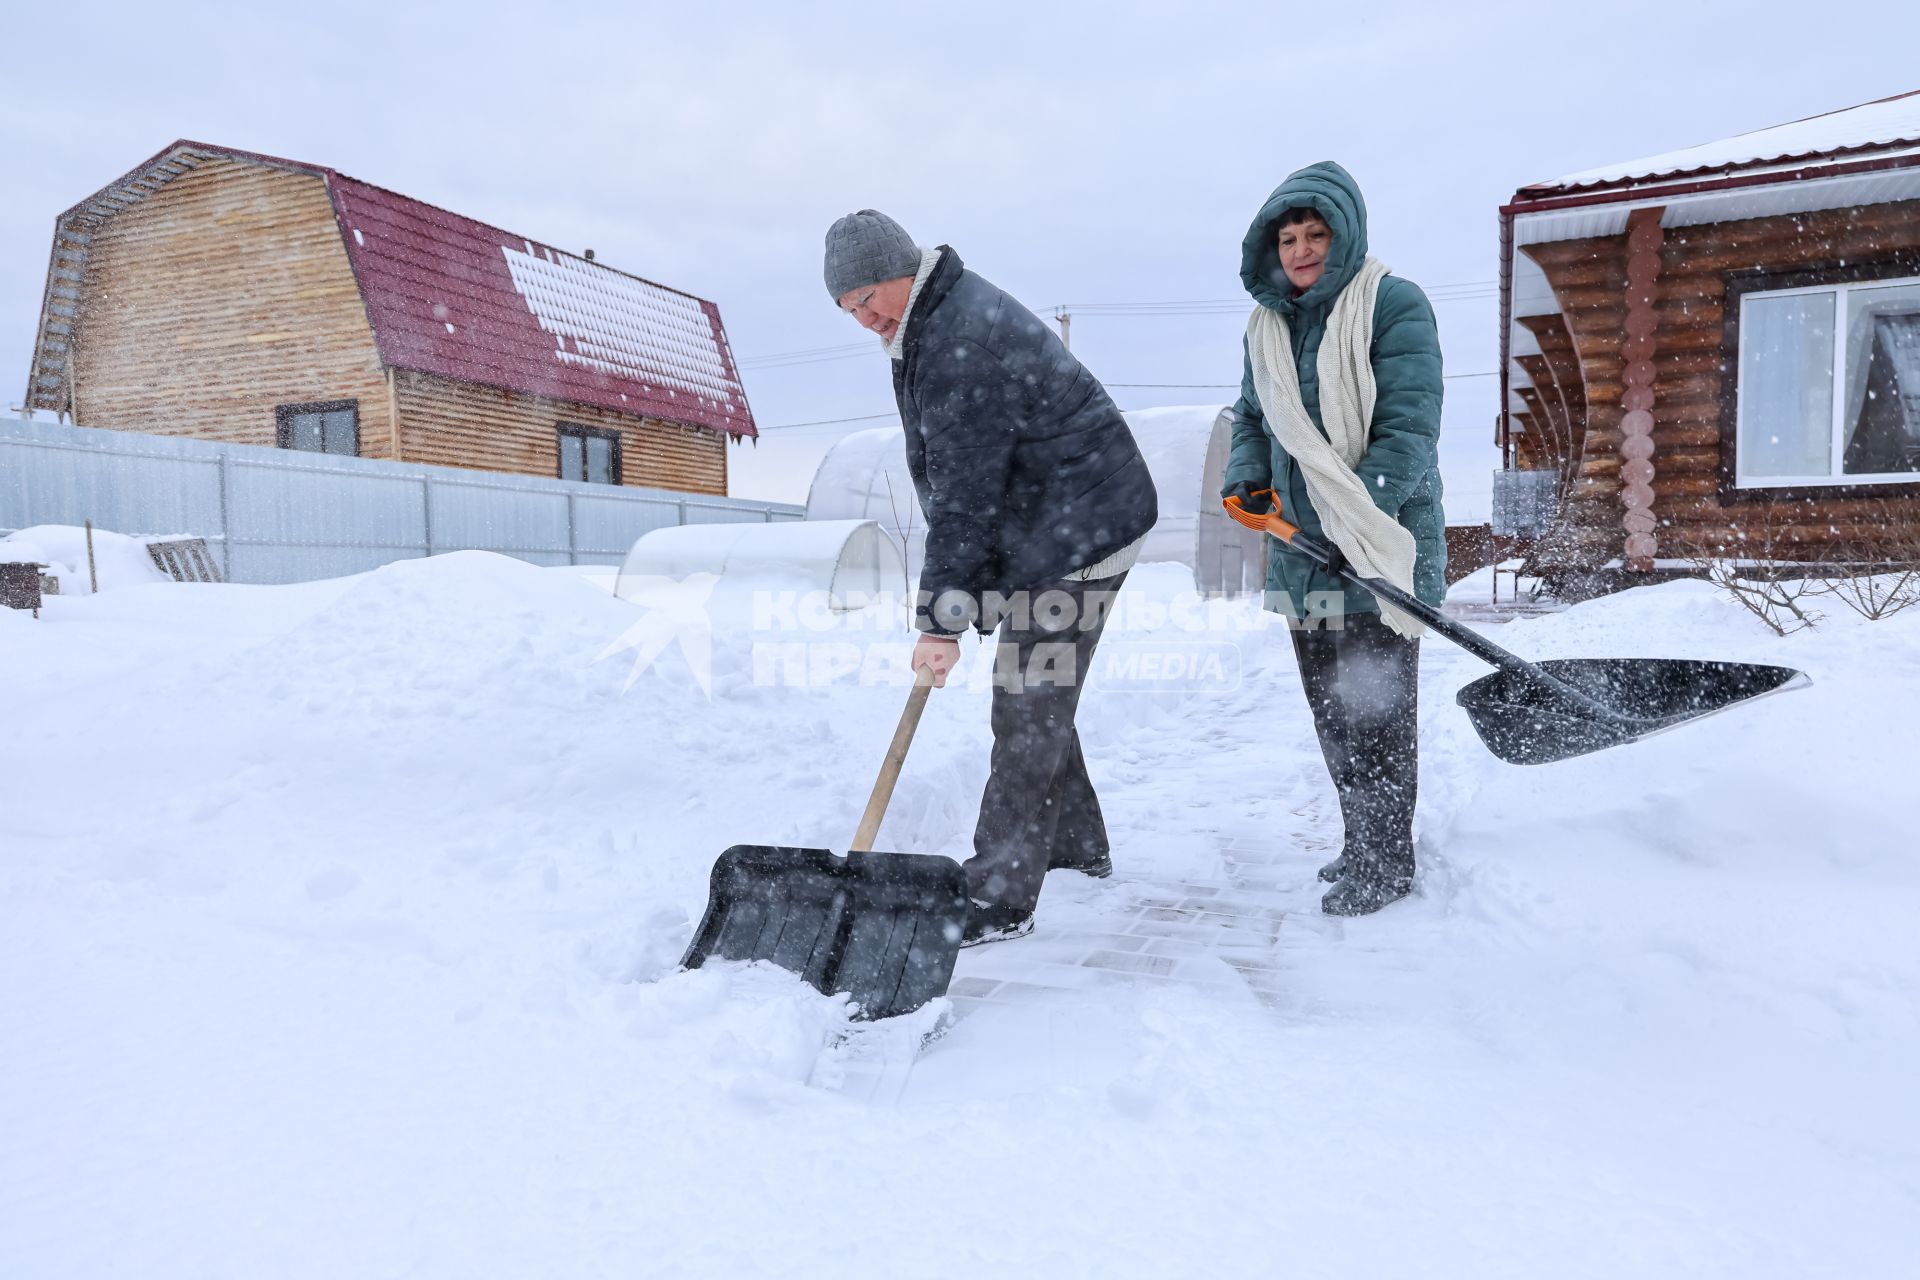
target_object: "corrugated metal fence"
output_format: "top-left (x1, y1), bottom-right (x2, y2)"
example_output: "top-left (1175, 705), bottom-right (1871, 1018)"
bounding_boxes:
top-left (1, 416), bottom-right (803, 583)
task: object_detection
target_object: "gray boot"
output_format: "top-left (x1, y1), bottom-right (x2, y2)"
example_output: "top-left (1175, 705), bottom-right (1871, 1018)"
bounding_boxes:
top-left (1316, 854), bottom-right (1346, 884)
top-left (1321, 853), bottom-right (1414, 917)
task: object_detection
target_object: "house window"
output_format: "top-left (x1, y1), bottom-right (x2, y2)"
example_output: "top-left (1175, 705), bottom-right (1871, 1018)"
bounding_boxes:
top-left (1736, 273), bottom-right (1920, 487)
top-left (276, 400), bottom-right (359, 456)
top-left (557, 423), bottom-right (621, 485)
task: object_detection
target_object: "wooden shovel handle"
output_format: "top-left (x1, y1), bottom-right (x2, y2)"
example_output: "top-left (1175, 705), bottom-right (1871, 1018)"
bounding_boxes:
top-left (848, 666), bottom-right (937, 853)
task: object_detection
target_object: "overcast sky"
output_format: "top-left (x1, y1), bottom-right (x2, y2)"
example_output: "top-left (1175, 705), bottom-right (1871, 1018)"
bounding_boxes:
top-left (5, 1), bottom-right (1915, 513)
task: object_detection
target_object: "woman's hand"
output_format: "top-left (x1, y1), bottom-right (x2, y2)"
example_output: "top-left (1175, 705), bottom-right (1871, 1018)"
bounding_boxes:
top-left (912, 633), bottom-right (962, 687)
top-left (1224, 482), bottom-right (1273, 515)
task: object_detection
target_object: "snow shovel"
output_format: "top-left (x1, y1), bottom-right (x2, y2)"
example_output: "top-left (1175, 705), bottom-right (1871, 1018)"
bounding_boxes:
top-left (679, 668), bottom-right (969, 1019)
top-left (1224, 492), bottom-right (1809, 765)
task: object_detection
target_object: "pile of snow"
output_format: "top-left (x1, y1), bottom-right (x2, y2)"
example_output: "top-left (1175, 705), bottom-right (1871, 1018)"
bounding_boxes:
top-left (1, 551), bottom-right (1915, 1277)
top-left (0, 523), bottom-right (172, 594)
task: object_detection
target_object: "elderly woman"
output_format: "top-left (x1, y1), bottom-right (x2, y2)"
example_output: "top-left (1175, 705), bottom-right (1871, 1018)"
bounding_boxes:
top-left (1221, 161), bottom-right (1446, 916)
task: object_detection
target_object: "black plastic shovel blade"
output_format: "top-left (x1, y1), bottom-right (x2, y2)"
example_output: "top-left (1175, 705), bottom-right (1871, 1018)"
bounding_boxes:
top-left (1457, 658), bottom-right (1809, 765)
top-left (680, 844), bottom-right (969, 1021)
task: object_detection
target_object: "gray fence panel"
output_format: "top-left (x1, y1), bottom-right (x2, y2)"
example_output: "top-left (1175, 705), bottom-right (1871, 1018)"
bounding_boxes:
top-left (227, 456), bottom-right (428, 548)
top-left (682, 502), bottom-right (758, 525)
top-left (571, 492), bottom-right (684, 555)
top-left (0, 429), bottom-right (221, 537)
top-left (428, 478), bottom-right (571, 555)
top-left (230, 544), bottom-right (428, 585)
top-left (2, 415), bottom-right (804, 583)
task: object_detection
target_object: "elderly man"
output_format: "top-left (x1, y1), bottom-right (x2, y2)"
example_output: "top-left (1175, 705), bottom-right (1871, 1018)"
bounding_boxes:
top-left (824, 210), bottom-right (1158, 946)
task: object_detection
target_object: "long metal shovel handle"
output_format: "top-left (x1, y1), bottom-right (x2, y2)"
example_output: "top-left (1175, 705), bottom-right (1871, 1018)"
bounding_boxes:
top-left (848, 666), bottom-right (938, 853)
top-left (1223, 491), bottom-right (1648, 730)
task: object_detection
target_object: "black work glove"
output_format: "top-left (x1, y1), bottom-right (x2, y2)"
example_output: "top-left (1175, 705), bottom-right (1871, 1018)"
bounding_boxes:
top-left (1223, 481), bottom-right (1272, 515)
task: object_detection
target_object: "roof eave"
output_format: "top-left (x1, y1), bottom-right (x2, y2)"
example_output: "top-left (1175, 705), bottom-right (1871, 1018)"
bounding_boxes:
top-left (1503, 147), bottom-right (1920, 217)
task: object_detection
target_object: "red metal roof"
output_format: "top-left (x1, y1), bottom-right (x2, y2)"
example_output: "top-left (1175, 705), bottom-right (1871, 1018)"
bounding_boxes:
top-left (28, 141), bottom-right (755, 437)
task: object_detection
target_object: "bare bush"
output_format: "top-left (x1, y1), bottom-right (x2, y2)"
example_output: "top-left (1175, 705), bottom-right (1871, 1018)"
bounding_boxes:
top-left (1703, 561), bottom-right (1826, 635)
top-left (1671, 511), bottom-right (1824, 637)
top-left (1812, 499), bottom-right (1920, 621)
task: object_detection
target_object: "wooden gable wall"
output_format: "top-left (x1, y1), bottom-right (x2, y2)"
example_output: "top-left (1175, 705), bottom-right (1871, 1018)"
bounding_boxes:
top-left (61, 153), bottom-right (733, 496)
top-left (68, 156), bottom-right (395, 454)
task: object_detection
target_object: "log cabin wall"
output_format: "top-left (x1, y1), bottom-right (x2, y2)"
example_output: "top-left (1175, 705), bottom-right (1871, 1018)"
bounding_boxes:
top-left (1518, 231), bottom-right (1632, 566)
top-left (1521, 197), bottom-right (1920, 567)
top-left (391, 370), bottom-right (728, 495)
top-left (1516, 312), bottom-right (1587, 476)
top-left (67, 157), bottom-right (394, 454)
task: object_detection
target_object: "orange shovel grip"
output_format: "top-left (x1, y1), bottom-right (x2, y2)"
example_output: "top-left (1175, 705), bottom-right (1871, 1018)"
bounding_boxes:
top-left (1223, 490), bottom-right (1300, 543)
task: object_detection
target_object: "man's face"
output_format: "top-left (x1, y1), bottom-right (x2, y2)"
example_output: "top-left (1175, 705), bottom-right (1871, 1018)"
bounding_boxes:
top-left (838, 275), bottom-right (916, 343)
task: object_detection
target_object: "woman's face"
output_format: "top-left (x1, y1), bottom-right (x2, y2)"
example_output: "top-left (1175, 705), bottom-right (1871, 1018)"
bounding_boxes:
top-left (1277, 215), bottom-right (1332, 292)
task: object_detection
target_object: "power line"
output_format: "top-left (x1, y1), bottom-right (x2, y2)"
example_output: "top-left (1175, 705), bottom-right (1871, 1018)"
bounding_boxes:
top-left (756, 411), bottom-right (898, 432)
top-left (758, 369), bottom-right (1503, 429)
top-left (1055, 280), bottom-right (1498, 315)
top-left (736, 284), bottom-right (1500, 369)
top-left (1111, 371), bottom-right (1499, 390)
top-left (737, 342), bottom-right (882, 370)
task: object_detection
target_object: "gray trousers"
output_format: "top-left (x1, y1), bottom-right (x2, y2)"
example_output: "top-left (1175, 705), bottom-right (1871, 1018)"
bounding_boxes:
top-left (1288, 609), bottom-right (1421, 877)
top-left (964, 572), bottom-right (1127, 913)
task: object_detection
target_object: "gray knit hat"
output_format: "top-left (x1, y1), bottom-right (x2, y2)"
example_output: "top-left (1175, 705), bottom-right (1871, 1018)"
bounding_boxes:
top-left (823, 210), bottom-right (921, 301)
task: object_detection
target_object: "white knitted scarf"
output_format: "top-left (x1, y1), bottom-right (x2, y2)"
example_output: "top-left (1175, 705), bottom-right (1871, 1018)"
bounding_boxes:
top-left (1246, 256), bottom-right (1423, 638)
top-left (884, 247), bottom-right (944, 360)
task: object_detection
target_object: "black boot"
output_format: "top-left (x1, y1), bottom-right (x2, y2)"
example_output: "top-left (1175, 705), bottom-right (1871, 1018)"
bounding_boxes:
top-left (1048, 850), bottom-right (1113, 879)
top-left (960, 899), bottom-right (1035, 948)
top-left (1316, 854), bottom-right (1347, 884)
top-left (1321, 860), bottom-right (1413, 917)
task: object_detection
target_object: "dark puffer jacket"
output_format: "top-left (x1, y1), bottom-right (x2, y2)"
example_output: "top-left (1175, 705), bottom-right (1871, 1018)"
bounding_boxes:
top-left (895, 247), bottom-right (1158, 634)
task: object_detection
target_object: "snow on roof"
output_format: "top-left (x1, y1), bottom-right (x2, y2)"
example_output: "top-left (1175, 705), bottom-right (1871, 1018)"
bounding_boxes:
top-left (1523, 90), bottom-right (1920, 195)
top-left (330, 174), bottom-right (754, 437)
top-left (27, 142), bottom-right (756, 437)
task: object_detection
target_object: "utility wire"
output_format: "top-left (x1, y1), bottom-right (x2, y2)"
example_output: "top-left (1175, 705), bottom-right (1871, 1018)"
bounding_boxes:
top-left (755, 411), bottom-right (899, 432)
top-left (758, 370), bottom-right (1502, 428)
top-left (737, 341), bottom-right (881, 370)
top-left (738, 285), bottom-right (1498, 368)
top-left (1111, 371), bottom-right (1499, 389)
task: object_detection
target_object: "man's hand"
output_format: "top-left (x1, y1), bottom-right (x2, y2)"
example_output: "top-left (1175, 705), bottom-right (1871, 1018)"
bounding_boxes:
top-left (912, 633), bottom-right (962, 688)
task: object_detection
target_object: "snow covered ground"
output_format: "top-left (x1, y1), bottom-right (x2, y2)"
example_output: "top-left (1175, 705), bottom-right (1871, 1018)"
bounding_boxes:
top-left (3, 549), bottom-right (1916, 1278)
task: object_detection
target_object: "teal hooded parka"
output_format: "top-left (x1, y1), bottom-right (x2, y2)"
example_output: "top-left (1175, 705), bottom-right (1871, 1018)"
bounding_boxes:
top-left (1222, 162), bottom-right (1447, 619)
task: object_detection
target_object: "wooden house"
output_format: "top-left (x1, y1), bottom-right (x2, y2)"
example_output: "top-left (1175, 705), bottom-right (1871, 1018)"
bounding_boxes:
top-left (1498, 91), bottom-right (1920, 590)
top-left (24, 141), bottom-right (756, 494)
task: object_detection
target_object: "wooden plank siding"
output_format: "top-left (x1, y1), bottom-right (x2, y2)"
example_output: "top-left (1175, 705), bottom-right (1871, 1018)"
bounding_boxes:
top-left (61, 152), bottom-right (733, 495)
top-left (1519, 197), bottom-right (1920, 565)
top-left (67, 157), bottom-right (393, 454)
top-left (392, 370), bottom-right (727, 495)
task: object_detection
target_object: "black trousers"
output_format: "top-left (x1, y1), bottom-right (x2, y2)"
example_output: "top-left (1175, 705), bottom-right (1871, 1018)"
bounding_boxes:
top-left (965, 572), bottom-right (1126, 914)
top-left (1288, 609), bottom-right (1421, 877)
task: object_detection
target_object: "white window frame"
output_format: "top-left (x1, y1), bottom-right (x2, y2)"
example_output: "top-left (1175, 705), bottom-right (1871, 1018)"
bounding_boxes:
top-left (1735, 271), bottom-right (1920, 489)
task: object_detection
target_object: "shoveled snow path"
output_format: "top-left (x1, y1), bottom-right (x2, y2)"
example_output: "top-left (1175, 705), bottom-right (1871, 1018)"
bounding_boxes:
top-left (2, 555), bottom-right (1914, 1278)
